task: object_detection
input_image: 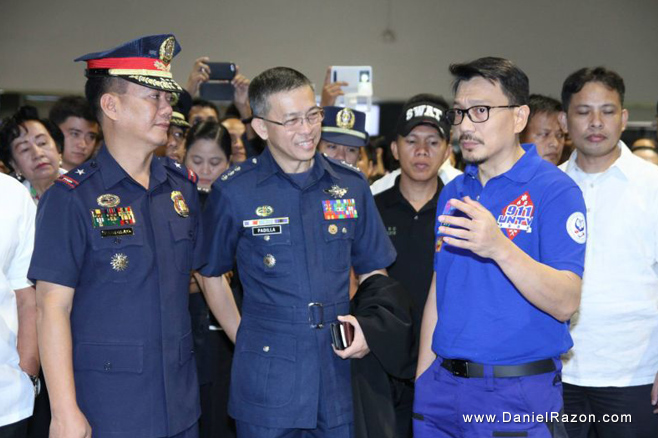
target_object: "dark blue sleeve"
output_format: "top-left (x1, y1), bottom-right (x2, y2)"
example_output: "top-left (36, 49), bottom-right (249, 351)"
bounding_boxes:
top-left (190, 190), bottom-right (206, 271)
top-left (28, 186), bottom-right (88, 288)
top-left (350, 180), bottom-right (397, 275)
top-left (538, 183), bottom-right (587, 277)
top-left (198, 185), bottom-right (240, 277)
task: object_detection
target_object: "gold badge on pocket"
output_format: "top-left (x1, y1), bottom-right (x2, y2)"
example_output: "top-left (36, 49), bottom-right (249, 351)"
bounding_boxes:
top-left (171, 191), bottom-right (189, 218)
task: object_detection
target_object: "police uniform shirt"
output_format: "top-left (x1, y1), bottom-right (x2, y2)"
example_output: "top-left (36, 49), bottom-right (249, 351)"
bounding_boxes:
top-left (28, 145), bottom-right (203, 438)
top-left (374, 174), bottom-right (443, 339)
top-left (433, 144), bottom-right (587, 365)
top-left (200, 148), bottom-right (396, 429)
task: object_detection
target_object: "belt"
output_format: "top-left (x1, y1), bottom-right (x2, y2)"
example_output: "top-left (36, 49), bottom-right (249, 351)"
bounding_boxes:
top-left (440, 358), bottom-right (555, 378)
top-left (241, 299), bottom-right (349, 329)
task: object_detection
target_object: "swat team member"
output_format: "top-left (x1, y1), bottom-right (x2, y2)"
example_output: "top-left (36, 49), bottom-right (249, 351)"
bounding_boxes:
top-left (29, 35), bottom-right (203, 438)
top-left (200, 67), bottom-right (396, 438)
top-left (414, 57), bottom-right (587, 437)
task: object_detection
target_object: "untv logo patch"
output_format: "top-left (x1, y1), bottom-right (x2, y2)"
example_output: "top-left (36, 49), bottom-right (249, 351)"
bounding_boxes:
top-left (566, 212), bottom-right (587, 244)
top-left (497, 191), bottom-right (534, 240)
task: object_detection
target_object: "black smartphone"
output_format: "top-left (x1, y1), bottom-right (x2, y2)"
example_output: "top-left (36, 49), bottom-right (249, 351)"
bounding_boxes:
top-left (199, 82), bottom-right (235, 101)
top-left (330, 322), bottom-right (354, 350)
top-left (207, 62), bottom-right (236, 81)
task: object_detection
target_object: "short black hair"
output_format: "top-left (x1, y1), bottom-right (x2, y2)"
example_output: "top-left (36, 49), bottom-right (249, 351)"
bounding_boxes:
top-left (184, 121), bottom-right (232, 160)
top-left (0, 106), bottom-right (64, 172)
top-left (189, 99), bottom-right (220, 122)
top-left (49, 95), bottom-right (98, 127)
top-left (449, 57), bottom-right (529, 105)
top-left (248, 67), bottom-right (313, 116)
top-left (561, 67), bottom-right (625, 110)
top-left (85, 76), bottom-right (128, 122)
top-left (527, 94), bottom-right (562, 118)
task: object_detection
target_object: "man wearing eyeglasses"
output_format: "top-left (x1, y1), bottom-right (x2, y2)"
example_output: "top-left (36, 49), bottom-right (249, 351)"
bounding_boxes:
top-left (413, 57), bottom-right (587, 438)
top-left (200, 66), bottom-right (396, 438)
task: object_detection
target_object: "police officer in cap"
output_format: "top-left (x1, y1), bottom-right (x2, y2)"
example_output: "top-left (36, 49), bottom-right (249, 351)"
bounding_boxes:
top-left (29, 34), bottom-right (203, 438)
top-left (318, 106), bottom-right (369, 168)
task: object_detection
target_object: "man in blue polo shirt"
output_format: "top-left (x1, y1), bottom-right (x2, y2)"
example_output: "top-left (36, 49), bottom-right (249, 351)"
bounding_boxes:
top-left (413, 57), bottom-right (587, 438)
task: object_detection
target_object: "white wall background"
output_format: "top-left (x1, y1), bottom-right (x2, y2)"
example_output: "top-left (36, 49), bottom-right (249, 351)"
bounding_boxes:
top-left (1, 0), bottom-right (657, 118)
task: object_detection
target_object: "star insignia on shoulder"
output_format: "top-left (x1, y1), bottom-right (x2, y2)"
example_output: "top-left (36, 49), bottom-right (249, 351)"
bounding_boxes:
top-left (324, 185), bottom-right (348, 199)
top-left (174, 162), bottom-right (182, 168)
top-left (75, 169), bottom-right (85, 175)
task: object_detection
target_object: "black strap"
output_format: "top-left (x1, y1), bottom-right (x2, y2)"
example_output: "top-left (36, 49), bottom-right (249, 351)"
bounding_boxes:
top-left (441, 358), bottom-right (555, 378)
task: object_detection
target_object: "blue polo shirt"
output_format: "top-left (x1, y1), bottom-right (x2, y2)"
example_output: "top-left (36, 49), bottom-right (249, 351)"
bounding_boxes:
top-left (200, 148), bottom-right (396, 429)
top-left (28, 146), bottom-right (203, 438)
top-left (433, 144), bottom-right (586, 365)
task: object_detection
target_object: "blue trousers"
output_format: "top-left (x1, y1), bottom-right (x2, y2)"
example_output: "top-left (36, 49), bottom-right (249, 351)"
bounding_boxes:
top-left (413, 358), bottom-right (568, 437)
top-left (236, 420), bottom-right (352, 438)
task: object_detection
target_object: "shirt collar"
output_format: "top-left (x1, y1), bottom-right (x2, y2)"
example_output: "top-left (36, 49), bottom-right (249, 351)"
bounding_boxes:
top-left (97, 144), bottom-right (168, 190)
top-left (464, 143), bottom-right (542, 184)
top-left (381, 174), bottom-right (441, 211)
top-left (564, 140), bottom-right (631, 181)
top-left (256, 147), bottom-right (340, 186)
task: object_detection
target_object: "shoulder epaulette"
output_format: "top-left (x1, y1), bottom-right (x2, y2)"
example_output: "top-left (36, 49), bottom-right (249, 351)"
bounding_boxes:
top-left (219, 157), bottom-right (259, 183)
top-left (321, 153), bottom-right (362, 174)
top-left (54, 162), bottom-right (99, 190)
top-left (162, 157), bottom-right (198, 183)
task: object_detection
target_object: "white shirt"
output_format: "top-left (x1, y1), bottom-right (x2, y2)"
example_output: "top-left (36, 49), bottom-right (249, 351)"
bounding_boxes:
top-left (21, 167), bottom-right (66, 204)
top-left (370, 160), bottom-right (462, 195)
top-left (560, 141), bottom-right (658, 387)
top-left (0, 173), bottom-right (37, 426)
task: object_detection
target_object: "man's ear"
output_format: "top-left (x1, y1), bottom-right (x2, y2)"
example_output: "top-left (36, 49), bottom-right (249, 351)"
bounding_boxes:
top-left (390, 140), bottom-right (399, 161)
top-left (621, 108), bottom-right (629, 132)
top-left (251, 117), bottom-right (269, 141)
top-left (558, 111), bottom-right (568, 133)
top-left (100, 93), bottom-right (120, 122)
top-left (440, 139), bottom-right (451, 166)
top-left (513, 105), bottom-right (530, 134)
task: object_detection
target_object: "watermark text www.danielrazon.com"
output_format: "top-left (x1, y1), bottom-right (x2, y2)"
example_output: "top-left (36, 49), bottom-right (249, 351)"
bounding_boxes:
top-left (463, 412), bottom-right (632, 424)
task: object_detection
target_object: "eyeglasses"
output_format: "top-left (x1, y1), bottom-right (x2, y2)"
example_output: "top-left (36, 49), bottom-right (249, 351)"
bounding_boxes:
top-left (446, 105), bottom-right (520, 126)
top-left (254, 108), bottom-right (325, 131)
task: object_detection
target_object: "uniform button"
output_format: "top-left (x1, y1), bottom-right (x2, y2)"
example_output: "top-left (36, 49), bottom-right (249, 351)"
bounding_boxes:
top-left (114, 237), bottom-right (121, 244)
top-left (341, 227), bottom-right (347, 234)
top-left (264, 235), bottom-right (271, 241)
top-left (263, 346), bottom-right (270, 352)
top-left (189, 230), bottom-right (194, 237)
top-left (414, 215), bottom-right (419, 220)
top-left (264, 254), bottom-right (276, 268)
top-left (90, 161), bottom-right (98, 168)
top-left (104, 362), bottom-right (112, 371)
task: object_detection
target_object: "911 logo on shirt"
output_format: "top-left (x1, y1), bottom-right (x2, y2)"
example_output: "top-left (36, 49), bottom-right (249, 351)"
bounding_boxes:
top-left (497, 192), bottom-right (534, 240)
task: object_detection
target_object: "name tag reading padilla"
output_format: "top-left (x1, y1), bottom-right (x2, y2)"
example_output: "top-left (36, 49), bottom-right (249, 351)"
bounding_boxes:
top-left (252, 225), bottom-right (282, 236)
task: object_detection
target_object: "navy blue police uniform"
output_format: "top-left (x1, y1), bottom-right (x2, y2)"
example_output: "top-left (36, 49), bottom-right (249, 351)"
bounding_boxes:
top-left (200, 148), bottom-right (396, 436)
top-left (29, 147), bottom-right (203, 438)
top-left (28, 34), bottom-right (203, 438)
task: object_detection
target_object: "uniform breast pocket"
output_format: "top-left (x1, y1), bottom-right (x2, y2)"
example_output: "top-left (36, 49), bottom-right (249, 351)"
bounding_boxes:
top-left (91, 230), bottom-right (146, 284)
top-left (233, 328), bottom-right (297, 408)
top-left (243, 225), bottom-right (293, 278)
top-left (169, 219), bottom-right (194, 273)
top-left (322, 220), bottom-right (355, 272)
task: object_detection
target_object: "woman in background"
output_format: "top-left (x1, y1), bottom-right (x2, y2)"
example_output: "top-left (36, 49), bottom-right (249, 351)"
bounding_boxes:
top-left (0, 106), bottom-right (64, 204)
top-left (184, 121), bottom-right (238, 438)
